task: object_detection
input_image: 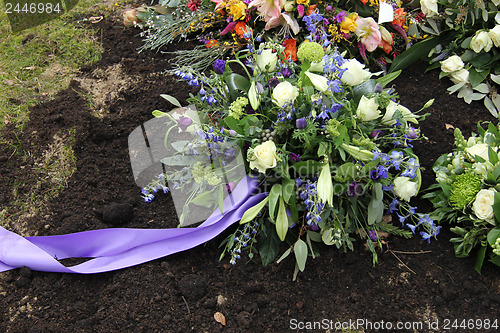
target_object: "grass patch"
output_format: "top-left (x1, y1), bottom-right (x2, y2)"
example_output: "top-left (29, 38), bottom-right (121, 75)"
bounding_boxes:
top-left (0, 0), bottom-right (110, 131)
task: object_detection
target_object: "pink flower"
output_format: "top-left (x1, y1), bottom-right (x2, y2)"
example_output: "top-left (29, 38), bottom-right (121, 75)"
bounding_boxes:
top-left (248, 0), bottom-right (284, 21)
top-left (265, 11), bottom-right (299, 34)
top-left (354, 17), bottom-right (382, 52)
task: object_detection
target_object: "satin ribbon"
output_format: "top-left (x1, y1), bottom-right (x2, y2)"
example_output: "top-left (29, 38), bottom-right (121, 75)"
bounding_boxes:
top-left (0, 176), bottom-right (265, 274)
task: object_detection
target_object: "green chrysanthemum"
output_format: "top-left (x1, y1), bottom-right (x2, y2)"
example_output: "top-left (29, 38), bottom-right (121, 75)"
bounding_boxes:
top-left (297, 41), bottom-right (325, 64)
top-left (449, 172), bottom-right (483, 209)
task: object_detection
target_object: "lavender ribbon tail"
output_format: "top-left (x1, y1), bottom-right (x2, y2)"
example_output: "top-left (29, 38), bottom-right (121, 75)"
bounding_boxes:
top-left (0, 176), bottom-right (265, 274)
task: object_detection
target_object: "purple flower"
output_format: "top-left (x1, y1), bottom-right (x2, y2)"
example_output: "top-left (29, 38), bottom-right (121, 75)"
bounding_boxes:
top-left (407, 127), bottom-right (419, 139)
top-left (226, 182), bottom-right (235, 193)
top-left (296, 117), bottom-right (307, 129)
top-left (289, 152), bottom-right (301, 162)
top-left (177, 116), bottom-right (193, 131)
top-left (369, 169), bottom-right (381, 181)
top-left (213, 59), bottom-right (226, 74)
top-left (368, 230), bottom-right (378, 241)
top-left (282, 67), bottom-right (292, 78)
top-left (268, 77), bottom-right (280, 88)
top-left (326, 4), bottom-right (333, 11)
top-left (335, 11), bottom-right (347, 23)
top-left (371, 130), bottom-right (383, 139)
top-left (347, 182), bottom-right (358, 197)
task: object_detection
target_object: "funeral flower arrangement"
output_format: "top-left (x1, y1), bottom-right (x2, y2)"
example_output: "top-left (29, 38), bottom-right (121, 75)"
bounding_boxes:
top-left (424, 122), bottom-right (500, 273)
top-left (140, 29), bottom-right (438, 276)
top-left (123, 0), bottom-right (423, 71)
top-left (403, 0), bottom-right (500, 117)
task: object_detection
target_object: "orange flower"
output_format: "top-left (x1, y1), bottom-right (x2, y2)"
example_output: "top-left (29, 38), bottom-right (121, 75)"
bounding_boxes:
top-left (392, 8), bottom-right (406, 26)
top-left (379, 39), bottom-right (393, 54)
top-left (205, 39), bottom-right (220, 48)
top-left (305, 4), bottom-right (317, 16)
top-left (282, 38), bottom-right (297, 62)
top-left (234, 21), bottom-right (249, 38)
top-left (360, 0), bottom-right (368, 4)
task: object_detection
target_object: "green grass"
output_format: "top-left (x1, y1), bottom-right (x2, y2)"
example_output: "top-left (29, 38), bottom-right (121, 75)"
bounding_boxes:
top-left (0, 0), bottom-right (131, 230)
top-left (0, 0), bottom-right (110, 131)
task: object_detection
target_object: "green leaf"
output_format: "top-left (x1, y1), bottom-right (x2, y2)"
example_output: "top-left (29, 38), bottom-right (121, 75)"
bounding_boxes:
top-left (224, 116), bottom-right (244, 135)
top-left (218, 184), bottom-right (224, 214)
top-left (376, 70), bottom-right (401, 88)
top-left (240, 197), bottom-right (269, 224)
top-left (352, 79), bottom-right (377, 103)
top-left (276, 248), bottom-right (291, 264)
top-left (494, 194), bottom-right (500, 225)
top-left (489, 146), bottom-right (499, 165)
top-left (474, 245), bottom-right (487, 274)
top-left (160, 94), bottom-right (182, 107)
top-left (258, 228), bottom-right (281, 266)
top-left (269, 184), bottom-right (282, 220)
top-left (191, 191), bottom-right (216, 208)
top-left (367, 199), bottom-right (384, 225)
top-left (469, 53), bottom-right (492, 68)
top-left (224, 73), bottom-right (250, 97)
top-left (291, 160), bottom-right (323, 175)
top-left (389, 32), bottom-right (453, 73)
top-left (335, 162), bottom-right (357, 180)
top-left (318, 141), bottom-right (329, 157)
top-left (282, 178), bottom-right (295, 204)
top-left (489, 255), bottom-right (500, 267)
top-left (487, 227), bottom-right (500, 246)
top-left (469, 68), bottom-right (490, 87)
top-left (152, 110), bottom-right (169, 118)
top-left (170, 140), bottom-right (190, 153)
top-left (276, 197), bottom-right (288, 241)
top-left (161, 155), bottom-right (202, 166)
top-left (294, 239), bottom-right (308, 272)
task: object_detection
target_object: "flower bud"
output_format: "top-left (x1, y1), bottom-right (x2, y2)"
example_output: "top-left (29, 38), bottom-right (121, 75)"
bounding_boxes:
top-left (123, 9), bottom-right (138, 27)
top-left (296, 117), bottom-right (307, 129)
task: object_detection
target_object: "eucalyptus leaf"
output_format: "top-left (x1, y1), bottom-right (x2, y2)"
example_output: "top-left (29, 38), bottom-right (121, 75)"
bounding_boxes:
top-left (240, 196), bottom-right (269, 224)
top-left (276, 197), bottom-right (288, 241)
top-left (484, 97), bottom-right (499, 118)
top-left (367, 199), bottom-right (384, 225)
top-left (276, 248), bottom-right (292, 264)
top-left (170, 140), bottom-right (190, 153)
top-left (269, 184), bottom-right (282, 220)
top-left (161, 155), bottom-right (202, 166)
top-left (294, 239), bottom-right (308, 272)
top-left (282, 178), bottom-right (295, 204)
top-left (160, 94), bottom-right (182, 107)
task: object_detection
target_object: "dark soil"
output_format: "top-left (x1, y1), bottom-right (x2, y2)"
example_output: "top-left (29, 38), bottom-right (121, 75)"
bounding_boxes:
top-left (0, 14), bottom-right (499, 333)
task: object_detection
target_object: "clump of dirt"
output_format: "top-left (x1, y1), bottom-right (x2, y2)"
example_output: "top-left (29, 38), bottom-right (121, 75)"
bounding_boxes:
top-left (0, 15), bottom-right (498, 333)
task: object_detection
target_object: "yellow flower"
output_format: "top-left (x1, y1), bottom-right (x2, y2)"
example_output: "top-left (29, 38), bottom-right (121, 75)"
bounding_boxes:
top-left (296, 0), bottom-right (309, 5)
top-left (340, 13), bottom-right (358, 34)
top-left (229, 0), bottom-right (247, 21)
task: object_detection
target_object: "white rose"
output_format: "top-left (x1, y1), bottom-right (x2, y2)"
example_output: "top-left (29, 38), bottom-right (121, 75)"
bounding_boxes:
top-left (305, 71), bottom-right (329, 92)
top-left (472, 189), bottom-right (496, 222)
top-left (340, 59), bottom-right (371, 86)
top-left (449, 69), bottom-right (469, 84)
top-left (248, 141), bottom-right (278, 173)
top-left (272, 81), bottom-right (299, 107)
top-left (488, 25), bottom-right (500, 47)
top-left (382, 101), bottom-right (418, 125)
top-left (381, 100), bottom-right (399, 125)
top-left (440, 55), bottom-right (464, 73)
top-left (420, 0), bottom-right (438, 18)
top-left (466, 143), bottom-right (492, 161)
top-left (256, 49), bottom-right (277, 73)
top-left (356, 95), bottom-right (380, 121)
top-left (393, 177), bottom-right (418, 202)
top-left (470, 30), bottom-right (493, 53)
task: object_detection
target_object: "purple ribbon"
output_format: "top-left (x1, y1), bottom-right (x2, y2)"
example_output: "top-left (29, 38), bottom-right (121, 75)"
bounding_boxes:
top-left (0, 176), bottom-right (265, 274)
